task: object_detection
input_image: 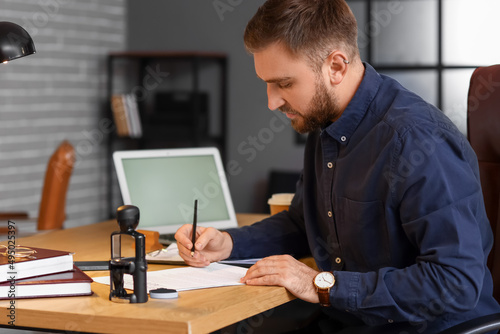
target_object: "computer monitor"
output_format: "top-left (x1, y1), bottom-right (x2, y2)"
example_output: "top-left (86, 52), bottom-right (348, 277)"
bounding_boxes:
top-left (113, 147), bottom-right (237, 234)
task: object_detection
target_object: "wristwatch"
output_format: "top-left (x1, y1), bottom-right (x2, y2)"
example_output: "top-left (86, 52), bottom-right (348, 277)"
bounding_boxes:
top-left (314, 271), bottom-right (335, 307)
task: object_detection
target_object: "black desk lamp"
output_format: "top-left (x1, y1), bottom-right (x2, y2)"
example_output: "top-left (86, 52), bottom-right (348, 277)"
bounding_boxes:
top-left (0, 21), bottom-right (36, 64)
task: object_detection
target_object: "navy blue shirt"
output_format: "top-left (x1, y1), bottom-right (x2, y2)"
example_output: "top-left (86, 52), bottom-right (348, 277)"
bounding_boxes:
top-left (227, 63), bottom-right (500, 332)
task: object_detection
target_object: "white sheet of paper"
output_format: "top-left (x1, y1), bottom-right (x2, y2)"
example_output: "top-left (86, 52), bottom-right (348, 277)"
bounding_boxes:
top-left (146, 243), bottom-right (184, 263)
top-left (145, 243), bottom-right (261, 266)
top-left (93, 262), bottom-right (248, 291)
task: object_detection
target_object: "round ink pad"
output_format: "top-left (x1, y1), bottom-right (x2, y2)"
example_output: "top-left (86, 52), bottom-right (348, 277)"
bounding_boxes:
top-left (149, 288), bottom-right (178, 299)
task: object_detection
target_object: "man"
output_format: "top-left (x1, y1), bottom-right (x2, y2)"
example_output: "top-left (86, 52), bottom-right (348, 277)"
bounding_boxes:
top-left (175, 0), bottom-right (500, 332)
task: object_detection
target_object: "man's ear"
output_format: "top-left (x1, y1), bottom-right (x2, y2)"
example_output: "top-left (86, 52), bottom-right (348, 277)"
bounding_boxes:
top-left (325, 51), bottom-right (349, 86)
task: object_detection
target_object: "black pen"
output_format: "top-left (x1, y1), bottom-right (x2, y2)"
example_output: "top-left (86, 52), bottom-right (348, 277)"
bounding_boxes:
top-left (190, 199), bottom-right (198, 257)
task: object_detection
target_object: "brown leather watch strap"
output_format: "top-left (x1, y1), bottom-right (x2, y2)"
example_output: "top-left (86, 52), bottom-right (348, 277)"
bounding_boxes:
top-left (318, 288), bottom-right (331, 307)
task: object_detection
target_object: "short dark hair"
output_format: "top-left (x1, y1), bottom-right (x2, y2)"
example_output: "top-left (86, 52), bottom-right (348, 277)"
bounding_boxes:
top-left (244, 0), bottom-right (359, 68)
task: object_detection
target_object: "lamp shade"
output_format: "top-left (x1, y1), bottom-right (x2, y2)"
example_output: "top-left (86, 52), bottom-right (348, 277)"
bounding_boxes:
top-left (0, 22), bottom-right (36, 63)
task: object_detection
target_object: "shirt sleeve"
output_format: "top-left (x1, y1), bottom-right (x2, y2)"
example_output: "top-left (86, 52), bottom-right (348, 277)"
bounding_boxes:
top-left (330, 120), bottom-right (492, 326)
top-left (226, 174), bottom-right (311, 260)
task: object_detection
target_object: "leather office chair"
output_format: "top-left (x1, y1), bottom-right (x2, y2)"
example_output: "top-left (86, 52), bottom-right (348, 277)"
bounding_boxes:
top-left (468, 65), bottom-right (500, 301)
top-left (439, 65), bottom-right (500, 333)
top-left (0, 140), bottom-right (75, 233)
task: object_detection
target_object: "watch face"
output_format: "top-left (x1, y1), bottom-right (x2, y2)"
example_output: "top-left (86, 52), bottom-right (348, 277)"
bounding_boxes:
top-left (314, 272), bottom-right (335, 289)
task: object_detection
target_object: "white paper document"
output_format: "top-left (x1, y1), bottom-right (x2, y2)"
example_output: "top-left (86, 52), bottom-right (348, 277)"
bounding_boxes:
top-left (93, 262), bottom-right (248, 291)
top-left (146, 243), bottom-right (261, 267)
top-left (146, 242), bottom-right (184, 263)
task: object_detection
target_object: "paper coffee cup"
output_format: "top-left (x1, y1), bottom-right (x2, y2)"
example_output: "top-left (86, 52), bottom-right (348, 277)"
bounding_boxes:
top-left (267, 193), bottom-right (294, 215)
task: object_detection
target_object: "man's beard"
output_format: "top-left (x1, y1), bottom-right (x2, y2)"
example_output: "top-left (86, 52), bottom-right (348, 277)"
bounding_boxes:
top-left (279, 79), bottom-right (341, 134)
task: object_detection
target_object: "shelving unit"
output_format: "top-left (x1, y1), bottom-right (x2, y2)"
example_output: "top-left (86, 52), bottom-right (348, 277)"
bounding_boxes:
top-left (105, 51), bottom-right (228, 216)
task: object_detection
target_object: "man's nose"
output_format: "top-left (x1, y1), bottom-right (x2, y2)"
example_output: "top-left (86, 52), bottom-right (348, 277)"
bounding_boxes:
top-left (267, 84), bottom-right (285, 110)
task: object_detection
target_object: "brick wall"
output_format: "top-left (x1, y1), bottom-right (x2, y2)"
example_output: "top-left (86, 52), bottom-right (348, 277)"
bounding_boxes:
top-left (0, 0), bottom-right (126, 228)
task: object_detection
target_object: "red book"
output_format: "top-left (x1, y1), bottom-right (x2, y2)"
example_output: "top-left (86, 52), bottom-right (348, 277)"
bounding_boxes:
top-left (0, 246), bottom-right (74, 283)
top-left (0, 265), bottom-right (93, 299)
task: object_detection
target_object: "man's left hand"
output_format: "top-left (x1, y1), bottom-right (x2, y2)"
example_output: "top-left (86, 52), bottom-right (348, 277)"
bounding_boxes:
top-left (240, 254), bottom-right (320, 304)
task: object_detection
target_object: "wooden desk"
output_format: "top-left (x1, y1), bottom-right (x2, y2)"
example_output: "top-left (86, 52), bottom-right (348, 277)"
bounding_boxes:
top-left (0, 214), bottom-right (295, 333)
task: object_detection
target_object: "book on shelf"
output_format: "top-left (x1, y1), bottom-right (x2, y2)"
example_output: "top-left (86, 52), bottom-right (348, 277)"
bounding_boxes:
top-left (0, 246), bottom-right (74, 283)
top-left (0, 265), bottom-right (93, 299)
top-left (110, 93), bottom-right (142, 138)
top-left (125, 93), bottom-right (142, 138)
top-left (111, 94), bottom-right (130, 137)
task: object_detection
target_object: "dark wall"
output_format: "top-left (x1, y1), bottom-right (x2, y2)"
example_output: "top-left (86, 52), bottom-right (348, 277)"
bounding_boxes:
top-left (127, 0), bottom-right (304, 213)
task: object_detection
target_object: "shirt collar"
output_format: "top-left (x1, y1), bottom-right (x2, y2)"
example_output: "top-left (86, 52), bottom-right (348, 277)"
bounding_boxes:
top-left (323, 62), bottom-right (382, 144)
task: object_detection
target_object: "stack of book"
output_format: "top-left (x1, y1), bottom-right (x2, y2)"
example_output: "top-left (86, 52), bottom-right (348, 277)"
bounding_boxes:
top-left (111, 93), bottom-right (143, 138)
top-left (0, 246), bottom-right (93, 299)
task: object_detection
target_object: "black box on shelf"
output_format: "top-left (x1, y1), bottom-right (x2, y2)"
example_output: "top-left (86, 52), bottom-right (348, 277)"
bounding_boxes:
top-left (152, 91), bottom-right (208, 125)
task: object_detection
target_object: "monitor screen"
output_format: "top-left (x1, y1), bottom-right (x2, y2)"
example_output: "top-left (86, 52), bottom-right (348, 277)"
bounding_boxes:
top-left (113, 148), bottom-right (237, 234)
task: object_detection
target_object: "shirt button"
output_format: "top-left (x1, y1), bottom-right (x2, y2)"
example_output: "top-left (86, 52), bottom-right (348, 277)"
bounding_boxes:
top-left (327, 162), bottom-right (333, 168)
top-left (388, 319), bottom-right (394, 323)
top-left (340, 136), bottom-right (347, 142)
top-left (335, 257), bottom-right (341, 264)
top-left (327, 211), bottom-right (332, 217)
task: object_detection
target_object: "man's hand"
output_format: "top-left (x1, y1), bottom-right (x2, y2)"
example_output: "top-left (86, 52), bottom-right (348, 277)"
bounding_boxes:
top-left (174, 225), bottom-right (233, 267)
top-left (240, 255), bottom-right (320, 303)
